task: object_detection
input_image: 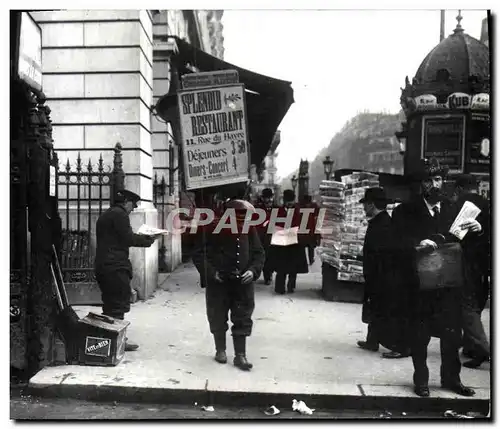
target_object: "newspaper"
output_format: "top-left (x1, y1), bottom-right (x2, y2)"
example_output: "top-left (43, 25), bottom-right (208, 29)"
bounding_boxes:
top-left (271, 226), bottom-right (299, 246)
top-left (449, 201), bottom-right (481, 240)
top-left (137, 224), bottom-right (169, 236)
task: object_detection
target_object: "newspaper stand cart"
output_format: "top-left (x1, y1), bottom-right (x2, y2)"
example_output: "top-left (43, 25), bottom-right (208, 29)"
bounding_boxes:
top-left (77, 312), bottom-right (130, 366)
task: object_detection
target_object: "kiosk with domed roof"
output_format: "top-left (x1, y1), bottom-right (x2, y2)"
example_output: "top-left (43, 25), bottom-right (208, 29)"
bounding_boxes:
top-left (320, 12), bottom-right (491, 303)
top-left (397, 12), bottom-right (490, 198)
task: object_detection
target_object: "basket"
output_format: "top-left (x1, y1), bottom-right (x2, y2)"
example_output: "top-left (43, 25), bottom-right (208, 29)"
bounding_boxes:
top-left (415, 242), bottom-right (464, 290)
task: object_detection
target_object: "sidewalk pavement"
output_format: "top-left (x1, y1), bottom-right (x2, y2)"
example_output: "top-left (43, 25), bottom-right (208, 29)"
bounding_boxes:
top-left (28, 258), bottom-right (491, 413)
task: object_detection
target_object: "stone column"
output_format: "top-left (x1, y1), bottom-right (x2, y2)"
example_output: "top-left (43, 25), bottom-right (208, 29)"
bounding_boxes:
top-left (32, 10), bottom-right (157, 300)
top-left (151, 11), bottom-right (183, 272)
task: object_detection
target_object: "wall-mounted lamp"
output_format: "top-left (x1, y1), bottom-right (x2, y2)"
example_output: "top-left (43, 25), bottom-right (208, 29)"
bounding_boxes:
top-left (395, 129), bottom-right (407, 155)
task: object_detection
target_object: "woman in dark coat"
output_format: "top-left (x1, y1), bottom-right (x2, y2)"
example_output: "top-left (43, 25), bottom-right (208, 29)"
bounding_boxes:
top-left (268, 190), bottom-right (309, 294)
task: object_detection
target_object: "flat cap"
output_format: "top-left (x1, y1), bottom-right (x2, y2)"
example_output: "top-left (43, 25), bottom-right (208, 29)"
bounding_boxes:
top-left (116, 189), bottom-right (141, 203)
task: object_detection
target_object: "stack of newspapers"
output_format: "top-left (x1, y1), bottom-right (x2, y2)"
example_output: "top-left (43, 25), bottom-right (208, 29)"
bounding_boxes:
top-left (317, 172), bottom-right (380, 283)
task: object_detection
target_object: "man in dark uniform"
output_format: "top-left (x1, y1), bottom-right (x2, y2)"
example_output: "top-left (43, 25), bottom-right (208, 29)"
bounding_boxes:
top-left (95, 189), bottom-right (157, 351)
top-left (357, 188), bottom-right (410, 359)
top-left (192, 198), bottom-right (265, 371)
top-left (391, 159), bottom-right (481, 397)
top-left (452, 174), bottom-right (490, 368)
top-left (254, 188), bottom-right (275, 284)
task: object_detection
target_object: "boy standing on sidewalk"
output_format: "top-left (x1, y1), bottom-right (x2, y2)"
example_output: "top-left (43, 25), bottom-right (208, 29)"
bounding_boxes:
top-left (192, 198), bottom-right (265, 371)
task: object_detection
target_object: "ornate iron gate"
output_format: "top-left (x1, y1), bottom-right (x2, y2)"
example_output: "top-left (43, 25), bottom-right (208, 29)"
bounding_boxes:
top-left (10, 77), bottom-right (61, 376)
top-left (56, 143), bottom-right (124, 305)
top-left (153, 144), bottom-right (176, 272)
top-left (153, 172), bottom-right (169, 273)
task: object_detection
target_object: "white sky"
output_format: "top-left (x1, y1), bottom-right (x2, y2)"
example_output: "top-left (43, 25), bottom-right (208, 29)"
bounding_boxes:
top-left (222, 9), bottom-right (487, 179)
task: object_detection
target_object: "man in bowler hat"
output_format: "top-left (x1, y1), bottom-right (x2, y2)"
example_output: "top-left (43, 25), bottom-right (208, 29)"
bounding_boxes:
top-left (95, 189), bottom-right (157, 351)
top-left (192, 198), bottom-right (265, 371)
top-left (357, 187), bottom-right (410, 359)
top-left (391, 159), bottom-right (482, 397)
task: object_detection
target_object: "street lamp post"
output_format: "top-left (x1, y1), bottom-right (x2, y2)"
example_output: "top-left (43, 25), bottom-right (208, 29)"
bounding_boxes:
top-left (323, 156), bottom-right (334, 181)
top-left (291, 174), bottom-right (298, 193)
top-left (395, 126), bottom-right (408, 174)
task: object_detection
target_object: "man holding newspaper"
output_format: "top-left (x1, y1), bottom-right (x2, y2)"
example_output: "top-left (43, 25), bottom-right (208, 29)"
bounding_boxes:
top-left (95, 189), bottom-right (164, 351)
top-left (391, 158), bottom-right (484, 398)
top-left (452, 175), bottom-right (491, 369)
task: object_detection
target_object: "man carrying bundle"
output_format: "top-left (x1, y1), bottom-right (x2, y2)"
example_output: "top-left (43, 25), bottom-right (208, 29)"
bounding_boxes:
top-left (391, 159), bottom-right (483, 397)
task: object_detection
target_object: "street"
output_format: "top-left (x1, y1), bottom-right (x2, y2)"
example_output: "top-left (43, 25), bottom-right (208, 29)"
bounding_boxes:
top-left (26, 259), bottom-right (491, 420)
top-left (11, 393), bottom-right (459, 420)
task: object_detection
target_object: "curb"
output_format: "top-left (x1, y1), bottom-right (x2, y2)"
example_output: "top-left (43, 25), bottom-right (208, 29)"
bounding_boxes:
top-left (26, 383), bottom-right (490, 415)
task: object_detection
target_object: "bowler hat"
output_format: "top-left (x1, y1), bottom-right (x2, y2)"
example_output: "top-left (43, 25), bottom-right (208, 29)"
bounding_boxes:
top-left (412, 157), bottom-right (449, 181)
top-left (262, 188), bottom-right (274, 198)
top-left (359, 187), bottom-right (390, 204)
top-left (455, 174), bottom-right (480, 189)
top-left (116, 189), bottom-right (141, 203)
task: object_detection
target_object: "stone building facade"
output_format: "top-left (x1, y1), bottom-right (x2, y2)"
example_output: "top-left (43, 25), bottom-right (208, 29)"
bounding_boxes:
top-left (31, 10), bottom-right (224, 300)
top-left (249, 131), bottom-right (281, 204)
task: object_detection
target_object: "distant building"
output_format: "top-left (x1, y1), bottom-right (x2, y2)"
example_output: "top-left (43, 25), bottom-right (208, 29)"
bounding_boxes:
top-left (250, 131), bottom-right (281, 203)
top-left (362, 136), bottom-right (404, 175)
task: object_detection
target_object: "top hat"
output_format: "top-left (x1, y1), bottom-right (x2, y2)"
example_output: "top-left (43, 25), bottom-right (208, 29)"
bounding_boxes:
top-left (116, 189), bottom-right (141, 204)
top-left (261, 188), bottom-right (274, 198)
top-left (412, 157), bottom-right (449, 181)
top-left (283, 189), bottom-right (295, 203)
top-left (359, 187), bottom-right (391, 204)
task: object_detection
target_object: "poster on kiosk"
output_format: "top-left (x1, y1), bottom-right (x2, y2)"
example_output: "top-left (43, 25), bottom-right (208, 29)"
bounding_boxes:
top-left (177, 72), bottom-right (250, 190)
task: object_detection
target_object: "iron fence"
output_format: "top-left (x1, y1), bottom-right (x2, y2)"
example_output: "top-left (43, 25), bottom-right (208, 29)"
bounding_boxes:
top-left (153, 172), bottom-right (168, 272)
top-left (153, 144), bottom-right (176, 272)
top-left (56, 143), bottom-right (124, 289)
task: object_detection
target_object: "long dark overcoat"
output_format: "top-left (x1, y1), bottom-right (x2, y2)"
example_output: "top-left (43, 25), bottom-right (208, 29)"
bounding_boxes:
top-left (390, 197), bottom-right (462, 338)
top-left (361, 211), bottom-right (396, 334)
top-left (456, 192), bottom-right (490, 279)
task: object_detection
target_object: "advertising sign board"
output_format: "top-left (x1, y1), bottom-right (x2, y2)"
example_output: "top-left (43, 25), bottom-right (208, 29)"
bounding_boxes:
top-left (177, 84), bottom-right (250, 190)
top-left (17, 12), bottom-right (42, 91)
top-left (422, 115), bottom-right (465, 173)
top-left (466, 113), bottom-right (490, 174)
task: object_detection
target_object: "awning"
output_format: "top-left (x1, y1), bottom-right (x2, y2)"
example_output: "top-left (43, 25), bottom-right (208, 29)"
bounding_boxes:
top-left (155, 36), bottom-right (294, 167)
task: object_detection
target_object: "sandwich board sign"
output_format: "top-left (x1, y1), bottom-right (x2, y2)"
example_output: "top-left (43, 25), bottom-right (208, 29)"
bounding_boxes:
top-left (177, 73), bottom-right (250, 190)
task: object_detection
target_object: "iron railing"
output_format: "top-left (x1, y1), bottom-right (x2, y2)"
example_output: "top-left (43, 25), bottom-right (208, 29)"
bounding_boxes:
top-left (153, 172), bottom-right (168, 272)
top-left (56, 143), bottom-right (124, 285)
top-left (153, 144), bottom-right (176, 272)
